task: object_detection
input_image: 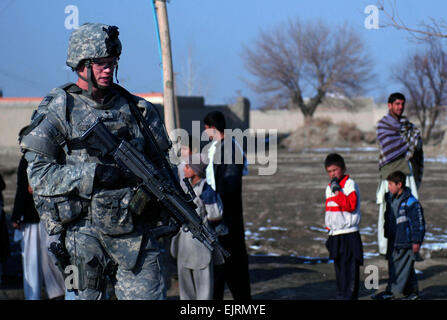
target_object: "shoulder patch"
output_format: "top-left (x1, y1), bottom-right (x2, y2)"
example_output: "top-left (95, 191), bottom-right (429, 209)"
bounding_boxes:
top-left (39, 95), bottom-right (54, 107)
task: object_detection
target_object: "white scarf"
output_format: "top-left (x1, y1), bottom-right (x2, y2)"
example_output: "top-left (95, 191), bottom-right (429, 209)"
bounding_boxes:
top-left (206, 140), bottom-right (218, 191)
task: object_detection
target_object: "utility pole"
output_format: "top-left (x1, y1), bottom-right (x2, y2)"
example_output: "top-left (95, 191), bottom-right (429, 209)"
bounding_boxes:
top-left (153, 0), bottom-right (178, 138)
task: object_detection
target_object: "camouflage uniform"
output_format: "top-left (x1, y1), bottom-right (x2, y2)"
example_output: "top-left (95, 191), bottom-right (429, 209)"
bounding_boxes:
top-left (19, 23), bottom-right (169, 300)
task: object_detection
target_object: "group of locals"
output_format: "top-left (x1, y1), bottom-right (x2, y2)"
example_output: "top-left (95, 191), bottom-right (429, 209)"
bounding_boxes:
top-left (323, 92), bottom-right (425, 300)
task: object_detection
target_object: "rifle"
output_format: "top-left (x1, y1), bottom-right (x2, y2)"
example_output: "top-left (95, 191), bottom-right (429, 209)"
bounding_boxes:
top-left (80, 118), bottom-right (230, 259)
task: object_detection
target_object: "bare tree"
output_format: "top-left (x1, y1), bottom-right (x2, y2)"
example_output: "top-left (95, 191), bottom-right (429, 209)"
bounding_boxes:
top-left (242, 19), bottom-right (373, 122)
top-left (177, 44), bottom-right (213, 98)
top-left (377, 0), bottom-right (447, 40)
top-left (393, 40), bottom-right (447, 142)
top-left (180, 45), bottom-right (199, 96)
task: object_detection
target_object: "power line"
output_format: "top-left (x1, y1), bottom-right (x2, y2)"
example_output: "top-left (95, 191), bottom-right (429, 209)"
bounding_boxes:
top-left (0, 67), bottom-right (48, 92)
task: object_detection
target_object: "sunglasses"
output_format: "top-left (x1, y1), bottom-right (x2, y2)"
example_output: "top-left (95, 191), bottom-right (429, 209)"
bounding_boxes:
top-left (91, 58), bottom-right (118, 70)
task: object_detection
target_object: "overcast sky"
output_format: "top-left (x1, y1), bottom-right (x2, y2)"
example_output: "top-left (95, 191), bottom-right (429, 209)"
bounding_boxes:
top-left (0, 0), bottom-right (445, 107)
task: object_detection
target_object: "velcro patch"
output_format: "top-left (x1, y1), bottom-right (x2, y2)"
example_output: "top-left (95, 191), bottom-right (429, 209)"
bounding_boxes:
top-left (39, 95), bottom-right (54, 107)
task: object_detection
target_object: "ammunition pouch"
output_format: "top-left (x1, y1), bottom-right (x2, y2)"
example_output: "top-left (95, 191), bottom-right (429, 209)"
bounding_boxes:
top-left (129, 186), bottom-right (167, 226)
top-left (91, 188), bottom-right (135, 235)
top-left (75, 256), bottom-right (107, 292)
top-left (34, 194), bottom-right (89, 236)
top-left (128, 186), bottom-right (152, 217)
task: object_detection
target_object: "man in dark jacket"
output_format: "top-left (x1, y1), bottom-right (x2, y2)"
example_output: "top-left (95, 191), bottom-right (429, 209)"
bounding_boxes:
top-left (203, 111), bottom-right (251, 300)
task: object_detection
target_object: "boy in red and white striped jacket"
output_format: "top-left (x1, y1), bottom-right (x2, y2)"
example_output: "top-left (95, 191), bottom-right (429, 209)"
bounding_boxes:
top-left (324, 153), bottom-right (364, 300)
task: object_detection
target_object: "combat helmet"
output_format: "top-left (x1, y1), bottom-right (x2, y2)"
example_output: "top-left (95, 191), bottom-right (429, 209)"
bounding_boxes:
top-left (66, 23), bottom-right (122, 95)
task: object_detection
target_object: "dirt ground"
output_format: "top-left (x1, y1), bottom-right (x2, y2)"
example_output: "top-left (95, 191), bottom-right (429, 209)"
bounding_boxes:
top-left (1, 147), bottom-right (446, 300)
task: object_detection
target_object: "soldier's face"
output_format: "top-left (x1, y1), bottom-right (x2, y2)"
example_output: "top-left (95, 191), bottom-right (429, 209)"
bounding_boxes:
top-left (78, 57), bottom-right (116, 88)
top-left (388, 99), bottom-right (405, 119)
top-left (92, 57), bottom-right (117, 87)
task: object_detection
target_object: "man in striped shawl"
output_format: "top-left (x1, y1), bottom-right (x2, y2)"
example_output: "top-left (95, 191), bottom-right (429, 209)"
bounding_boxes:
top-left (376, 92), bottom-right (424, 255)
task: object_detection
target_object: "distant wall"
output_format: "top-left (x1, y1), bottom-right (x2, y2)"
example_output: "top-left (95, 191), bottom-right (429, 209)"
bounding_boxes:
top-left (0, 94), bottom-right (393, 151)
top-left (0, 95), bottom-right (250, 150)
top-left (0, 100), bottom-right (40, 150)
top-left (250, 98), bottom-right (388, 133)
top-left (163, 96), bottom-right (250, 135)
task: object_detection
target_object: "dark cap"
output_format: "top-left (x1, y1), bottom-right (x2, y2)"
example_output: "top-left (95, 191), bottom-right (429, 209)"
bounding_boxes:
top-left (188, 153), bottom-right (207, 178)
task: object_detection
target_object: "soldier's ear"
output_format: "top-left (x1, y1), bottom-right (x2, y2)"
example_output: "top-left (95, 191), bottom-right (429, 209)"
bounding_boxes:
top-left (76, 62), bottom-right (86, 73)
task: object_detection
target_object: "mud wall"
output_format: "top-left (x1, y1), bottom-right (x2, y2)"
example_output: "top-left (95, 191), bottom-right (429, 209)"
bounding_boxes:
top-left (249, 99), bottom-right (388, 133)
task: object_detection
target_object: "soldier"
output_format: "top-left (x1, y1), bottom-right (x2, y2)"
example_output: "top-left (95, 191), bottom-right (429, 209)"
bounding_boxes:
top-left (19, 23), bottom-right (172, 300)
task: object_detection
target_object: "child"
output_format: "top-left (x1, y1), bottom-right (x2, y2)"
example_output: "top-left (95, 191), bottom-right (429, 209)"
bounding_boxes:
top-left (170, 153), bottom-right (226, 300)
top-left (372, 170), bottom-right (425, 300)
top-left (324, 153), bottom-right (364, 300)
top-left (177, 135), bottom-right (200, 191)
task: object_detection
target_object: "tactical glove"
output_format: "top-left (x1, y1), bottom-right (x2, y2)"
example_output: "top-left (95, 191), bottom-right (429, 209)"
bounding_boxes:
top-left (48, 233), bottom-right (71, 274)
top-left (330, 178), bottom-right (342, 193)
top-left (94, 164), bottom-right (122, 189)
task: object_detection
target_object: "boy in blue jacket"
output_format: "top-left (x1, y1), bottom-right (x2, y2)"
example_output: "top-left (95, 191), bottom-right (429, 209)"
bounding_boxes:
top-left (372, 170), bottom-right (425, 300)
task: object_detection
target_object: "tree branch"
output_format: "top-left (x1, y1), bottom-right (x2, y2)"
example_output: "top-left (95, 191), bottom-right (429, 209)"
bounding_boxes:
top-left (377, 0), bottom-right (447, 40)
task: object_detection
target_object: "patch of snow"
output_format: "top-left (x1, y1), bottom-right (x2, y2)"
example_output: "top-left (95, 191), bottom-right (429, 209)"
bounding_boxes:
top-left (422, 242), bottom-right (447, 251)
top-left (309, 226), bottom-right (328, 233)
top-left (258, 226), bottom-right (288, 231)
top-left (425, 156), bottom-right (447, 164)
top-left (360, 226), bottom-right (376, 236)
top-left (364, 252), bottom-right (380, 259)
top-left (250, 252), bottom-right (281, 257)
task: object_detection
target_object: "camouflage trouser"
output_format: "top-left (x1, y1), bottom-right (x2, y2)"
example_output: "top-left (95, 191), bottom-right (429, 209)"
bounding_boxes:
top-left (65, 222), bottom-right (166, 300)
